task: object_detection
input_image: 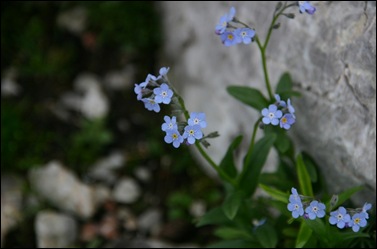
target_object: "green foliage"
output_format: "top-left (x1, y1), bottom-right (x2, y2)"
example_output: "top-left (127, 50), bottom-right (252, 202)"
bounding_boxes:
top-left (85, 2), bottom-right (161, 54)
top-left (296, 153), bottom-right (314, 196)
top-left (254, 223), bottom-right (278, 248)
top-left (222, 190), bottom-right (246, 220)
top-left (167, 191), bottom-right (193, 220)
top-left (66, 118), bottom-right (113, 174)
top-left (1, 2), bottom-right (79, 80)
top-left (275, 72), bottom-right (301, 100)
top-left (197, 206), bottom-right (229, 227)
top-left (227, 86), bottom-right (269, 110)
top-left (219, 135), bottom-right (242, 180)
top-left (238, 134), bottom-right (276, 196)
top-left (1, 102), bottom-right (51, 172)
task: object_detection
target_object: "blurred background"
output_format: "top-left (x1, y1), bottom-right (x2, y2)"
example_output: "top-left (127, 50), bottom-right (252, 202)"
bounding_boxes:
top-left (1, 2), bottom-right (223, 247)
top-left (2, 1), bottom-right (376, 248)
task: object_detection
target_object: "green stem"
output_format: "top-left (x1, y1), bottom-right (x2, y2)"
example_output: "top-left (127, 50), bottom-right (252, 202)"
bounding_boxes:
top-left (195, 143), bottom-right (237, 187)
top-left (244, 118), bottom-right (261, 166)
top-left (255, 2), bottom-right (297, 101)
top-left (171, 86), bottom-right (237, 187)
top-left (255, 36), bottom-right (273, 100)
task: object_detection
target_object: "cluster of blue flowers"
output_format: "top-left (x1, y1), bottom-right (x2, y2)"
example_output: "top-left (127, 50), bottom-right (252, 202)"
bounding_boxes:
top-left (215, 2), bottom-right (316, 47)
top-left (288, 188), bottom-right (372, 232)
top-left (261, 94), bottom-right (296, 130)
top-left (162, 112), bottom-right (207, 148)
top-left (134, 67), bottom-right (172, 113)
top-left (134, 67), bottom-right (208, 148)
top-left (215, 6), bottom-right (256, 47)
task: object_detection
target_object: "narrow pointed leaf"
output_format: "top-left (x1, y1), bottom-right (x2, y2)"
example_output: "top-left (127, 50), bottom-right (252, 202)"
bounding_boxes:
top-left (227, 86), bottom-right (268, 110)
top-left (238, 134), bottom-right (276, 196)
top-left (196, 206), bottom-right (228, 227)
top-left (295, 222), bottom-right (313, 248)
top-left (259, 183), bottom-right (289, 203)
top-left (219, 135), bottom-right (243, 179)
top-left (254, 223), bottom-right (278, 248)
top-left (222, 190), bottom-right (245, 220)
top-left (326, 185), bottom-right (364, 211)
top-left (296, 153), bottom-right (313, 196)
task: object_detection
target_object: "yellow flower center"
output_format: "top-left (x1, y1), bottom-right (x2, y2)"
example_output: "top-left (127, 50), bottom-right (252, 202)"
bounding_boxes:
top-left (354, 218), bottom-right (360, 224)
top-left (281, 117), bottom-right (287, 123)
top-left (227, 34), bottom-right (234, 40)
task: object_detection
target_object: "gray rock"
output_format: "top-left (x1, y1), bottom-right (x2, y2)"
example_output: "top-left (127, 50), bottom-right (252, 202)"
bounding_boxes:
top-left (134, 167), bottom-right (151, 182)
top-left (29, 160), bottom-right (103, 218)
top-left (158, 1), bottom-right (376, 204)
top-left (103, 65), bottom-right (136, 90)
top-left (74, 73), bottom-right (109, 119)
top-left (138, 208), bottom-right (162, 236)
top-left (112, 178), bottom-right (141, 204)
top-left (35, 211), bottom-right (77, 248)
top-left (189, 200), bottom-right (206, 218)
top-left (57, 7), bottom-right (87, 34)
top-left (1, 175), bottom-right (23, 246)
top-left (1, 68), bottom-right (21, 97)
top-left (88, 151), bottom-right (125, 184)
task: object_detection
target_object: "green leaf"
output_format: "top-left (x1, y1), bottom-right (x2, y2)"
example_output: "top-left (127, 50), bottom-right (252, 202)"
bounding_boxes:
top-left (227, 86), bottom-right (268, 110)
top-left (303, 218), bottom-right (328, 245)
top-left (263, 124), bottom-right (293, 155)
top-left (295, 222), bottom-right (313, 248)
top-left (276, 72), bottom-right (293, 94)
top-left (275, 72), bottom-right (301, 99)
top-left (269, 200), bottom-right (293, 218)
top-left (214, 227), bottom-right (254, 240)
top-left (282, 227), bottom-right (299, 238)
top-left (275, 130), bottom-right (291, 154)
top-left (337, 231), bottom-right (370, 241)
top-left (254, 223), bottom-right (278, 248)
top-left (219, 135), bottom-right (242, 179)
top-left (296, 153), bottom-right (313, 196)
top-left (196, 207), bottom-right (228, 227)
top-left (301, 152), bottom-right (318, 182)
top-left (326, 185), bottom-right (364, 211)
top-left (238, 134), bottom-right (276, 196)
top-left (222, 190), bottom-right (246, 220)
top-left (259, 183), bottom-right (289, 203)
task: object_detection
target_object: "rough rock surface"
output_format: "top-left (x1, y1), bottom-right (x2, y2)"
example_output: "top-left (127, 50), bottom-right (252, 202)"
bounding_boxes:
top-left (158, 1), bottom-right (376, 204)
top-left (29, 160), bottom-right (107, 218)
top-left (1, 175), bottom-right (23, 246)
top-left (35, 211), bottom-right (77, 248)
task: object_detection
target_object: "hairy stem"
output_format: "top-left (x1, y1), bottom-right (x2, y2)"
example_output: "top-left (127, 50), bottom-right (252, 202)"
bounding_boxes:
top-left (171, 85), bottom-right (237, 187)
